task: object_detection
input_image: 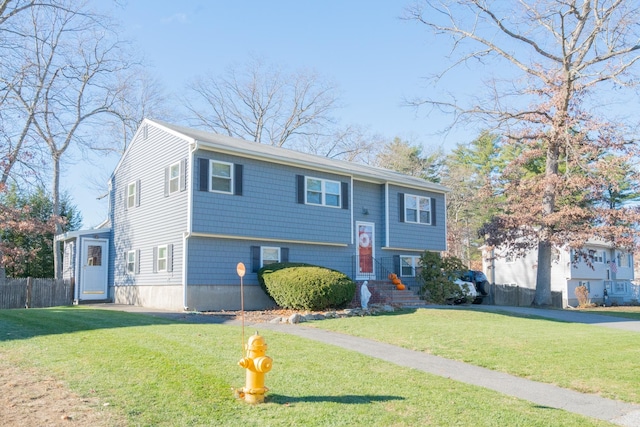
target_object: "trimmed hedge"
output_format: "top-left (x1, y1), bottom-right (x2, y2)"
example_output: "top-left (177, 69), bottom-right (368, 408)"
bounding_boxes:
top-left (258, 262), bottom-right (355, 310)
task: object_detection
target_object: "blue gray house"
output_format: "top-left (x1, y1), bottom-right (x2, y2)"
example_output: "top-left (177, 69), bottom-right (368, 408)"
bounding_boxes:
top-left (57, 119), bottom-right (448, 311)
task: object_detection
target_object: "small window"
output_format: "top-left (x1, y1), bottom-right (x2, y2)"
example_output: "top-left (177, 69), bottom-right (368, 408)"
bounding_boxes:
top-left (157, 245), bottom-right (167, 272)
top-left (87, 245), bottom-right (102, 266)
top-left (589, 249), bottom-right (605, 263)
top-left (617, 252), bottom-right (631, 268)
top-left (614, 281), bottom-right (626, 292)
top-left (126, 250), bottom-right (136, 274)
top-left (306, 177), bottom-right (341, 207)
top-left (579, 281), bottom-right (590, 292)
top-left (400, 256), bottom-right (421, 277)
top-left (261, 247), bottom-right (280, 266)
top-left (169, 162), bottom-right (180, 194)
top-left (127, 182), bottom-right (136, 208)
top-left (210, 160), bottom-right (233, 193)
top-left (404, 194), bottom-right (431, 225)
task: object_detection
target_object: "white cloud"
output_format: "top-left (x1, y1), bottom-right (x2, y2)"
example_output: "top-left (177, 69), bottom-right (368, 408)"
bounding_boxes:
top-left (162, 13), bottom-right (188, 24)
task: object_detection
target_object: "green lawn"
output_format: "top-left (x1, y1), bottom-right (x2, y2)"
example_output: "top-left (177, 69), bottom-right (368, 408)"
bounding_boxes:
top-left (0, 307), bottom-right (615, 427)
top-left (311, 307), bottom-right (640, 404)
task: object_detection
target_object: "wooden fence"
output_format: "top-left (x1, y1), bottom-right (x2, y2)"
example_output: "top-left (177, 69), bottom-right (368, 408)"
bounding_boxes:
top-left (0, 278), bottom-right (73, 309)
top-left (489, 283), bottom-right (563, 308)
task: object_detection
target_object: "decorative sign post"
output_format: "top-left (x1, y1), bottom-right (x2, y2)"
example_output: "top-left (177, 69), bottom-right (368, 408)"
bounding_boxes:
top-left (236, 262), bottom-right (246, 356)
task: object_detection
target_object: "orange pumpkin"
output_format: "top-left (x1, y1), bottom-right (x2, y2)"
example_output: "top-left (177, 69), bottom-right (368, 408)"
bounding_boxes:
top-left (396, 284), bottom-right (405, 290)
top-left (388, 273), bottom-right (397, 280)
top-left (392, 278), bottom-right (401, 285)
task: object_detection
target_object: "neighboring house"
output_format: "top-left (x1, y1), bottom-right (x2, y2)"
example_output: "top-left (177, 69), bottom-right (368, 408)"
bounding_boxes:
top-left (483, 241), bottom-right (638, 307)
top-left (57, 119), bottom-right (448, 311)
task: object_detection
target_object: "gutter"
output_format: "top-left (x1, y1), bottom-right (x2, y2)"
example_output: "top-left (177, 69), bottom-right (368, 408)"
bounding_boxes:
top-left (183, 142), bottom-right (198, 311)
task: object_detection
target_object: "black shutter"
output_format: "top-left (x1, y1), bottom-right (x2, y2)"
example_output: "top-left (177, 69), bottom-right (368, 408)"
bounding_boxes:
top-left (164, 166), bottom-right (170, 197)
top-left (167, 244), bottom-right (173, 272)
top-left (234, 164), bottom-right (243, 196)
top-left (251, 246), bottom-right (261, 273)
top-left (398, 193), bottom-right (405, 222)
top-left (198, 158), bottom-right (209, 192)
top-left (296, 175), bottom-right (305, 204)
top-left (135, 180), bottom-right (141, 207)
top-left (341, 182), bottom-right (349, 210)
top-left (393, 255), bottom-right (401, 276)
top-left (431, 197), bottom-right (436, 226)
top-left (281, 248), bottom-right (289, 263)
top-left (179, 158), bottom-right (187, 192)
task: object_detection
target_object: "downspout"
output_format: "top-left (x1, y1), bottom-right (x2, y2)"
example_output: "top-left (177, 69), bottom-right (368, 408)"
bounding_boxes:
top-left (384, 183), bottom-right (389, 248)
top-left (183, 142), bottom-right (198, 311)
top-left (350, 176), bottom-right (354, 245)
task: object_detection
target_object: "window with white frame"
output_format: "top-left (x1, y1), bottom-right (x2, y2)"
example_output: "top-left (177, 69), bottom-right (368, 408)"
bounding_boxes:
top-left (618, 252), bottom-right (632, 268)
top-left (126, 250), bottom-right (136, 274)
top-left (127, 182), bottom-right (136, 208)
top-left (210, 160), bottom-right (233, 193)
top-left (261, 247), bottom-right (280, 266)
top-left (400, 256), bottom-right (421, 277)
top-left (614, 281), bottom-right (626, 292)
top-left (306, 177), bottom-right (341, 207)
top-left (579, 281), bottom-right (590, 292)
top-left (588, 249), bottom-right (605, 263)
top-left (169, 162), bottom-right (181, 194)
top-left (157, 245), bottom-right (168, 272)
top-left (404, 194), bottom-right (431, 225)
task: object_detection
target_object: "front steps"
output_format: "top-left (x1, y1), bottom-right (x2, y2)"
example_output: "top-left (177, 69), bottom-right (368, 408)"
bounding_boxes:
top-left (361, 280), bottom-right (424, 307)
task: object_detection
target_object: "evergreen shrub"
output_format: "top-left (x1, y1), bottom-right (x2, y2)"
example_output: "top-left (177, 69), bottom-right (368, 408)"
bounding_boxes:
top-left (258, 263), bottom-right (355, 310)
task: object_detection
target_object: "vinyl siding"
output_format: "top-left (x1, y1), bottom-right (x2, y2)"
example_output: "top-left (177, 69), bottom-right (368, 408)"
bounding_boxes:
top-left (110, 124), bottom-right (189, 289)
top-left (387, 184), bottom-right (446, 251)
top-left (192, 150), bottom-right (351, 244)
top-left (186, 236), bottom-right (353, 286)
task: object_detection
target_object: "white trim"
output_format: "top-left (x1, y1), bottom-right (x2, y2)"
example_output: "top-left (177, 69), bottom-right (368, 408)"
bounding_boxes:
top-left (385, 183), bottom-right (389, 248)
top-left (350, 176), bottom-right (354, 245)
top-left (382, 247), bottom-right (437, 252)
top-left (355, 221), bottom-right (375, 280)
top-left (189, 232), bottom-right (348, 247)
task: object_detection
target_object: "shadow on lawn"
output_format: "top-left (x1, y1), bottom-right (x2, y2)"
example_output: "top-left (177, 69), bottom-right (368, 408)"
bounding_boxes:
top-left (268, 393), bottom-right (404, 404)
top-left (0, 307), bottom-right (179, 342)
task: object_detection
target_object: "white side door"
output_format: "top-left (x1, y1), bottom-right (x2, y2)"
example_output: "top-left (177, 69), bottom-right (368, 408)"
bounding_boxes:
top-left (80, 239), bottom-right (108, 300)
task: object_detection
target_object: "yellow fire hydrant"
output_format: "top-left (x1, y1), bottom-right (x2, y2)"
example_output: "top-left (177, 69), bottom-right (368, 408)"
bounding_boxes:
top-left (237, 332), bottom-right (273, 404)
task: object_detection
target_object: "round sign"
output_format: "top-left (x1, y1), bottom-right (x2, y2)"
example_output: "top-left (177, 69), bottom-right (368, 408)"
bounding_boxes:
top-left (236, 262), bottom-right (246, 278)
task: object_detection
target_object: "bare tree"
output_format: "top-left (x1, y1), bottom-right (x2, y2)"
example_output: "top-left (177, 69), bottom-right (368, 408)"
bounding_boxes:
top-left (106, 70), bottom-right (173, 153)
top-left (407, 0), bottom-right (640, 305)
top-left (301, 125), bottom-right (384, 163)
top-left (7, 1), bottom-right (133, 278)
top-left (182, 57), bottom-right (340, 148)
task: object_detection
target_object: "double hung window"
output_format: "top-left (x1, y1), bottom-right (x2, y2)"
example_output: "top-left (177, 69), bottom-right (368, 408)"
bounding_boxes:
top-left (210, 160), bottom-right (233, 193)
top-left (404, 194), bottom-right (431, 225)
top-left (306, 177), bottom-right (341, 207)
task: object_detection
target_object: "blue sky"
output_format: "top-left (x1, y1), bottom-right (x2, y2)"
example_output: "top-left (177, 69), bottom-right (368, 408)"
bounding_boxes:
top-left (73, 0), bottom-right (478, 227)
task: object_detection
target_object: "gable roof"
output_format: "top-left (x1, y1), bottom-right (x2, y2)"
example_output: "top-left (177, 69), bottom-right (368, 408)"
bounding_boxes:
top-left (118, 118), bottom-right (448, 194)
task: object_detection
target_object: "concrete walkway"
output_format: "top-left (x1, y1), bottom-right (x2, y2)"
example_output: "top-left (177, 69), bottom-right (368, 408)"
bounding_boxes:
top-left (90, 304), bottom-right (640, 426)
top-left (470, 305), bottom-right (640, 333)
